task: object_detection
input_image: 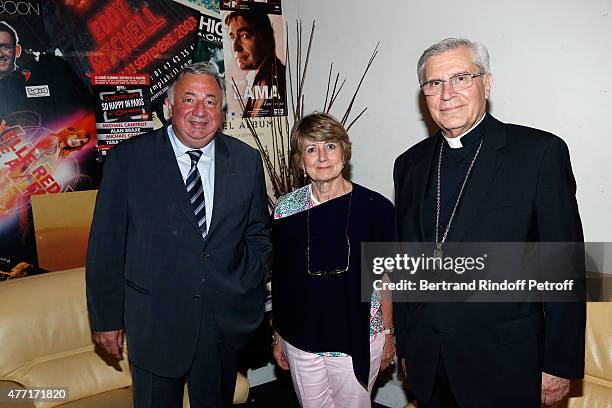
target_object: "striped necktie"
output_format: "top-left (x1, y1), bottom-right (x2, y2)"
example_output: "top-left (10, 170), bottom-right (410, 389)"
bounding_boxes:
top-left (186, 150), bottom-right (207, 237)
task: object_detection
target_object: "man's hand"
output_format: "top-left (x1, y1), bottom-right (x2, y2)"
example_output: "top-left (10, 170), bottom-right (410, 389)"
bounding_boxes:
top-left (93, 330), bottom-right (124, 360)
top-left (541, 372), bottom-right (570, 405)
top-left (379, 334), bottom-right (396, 371)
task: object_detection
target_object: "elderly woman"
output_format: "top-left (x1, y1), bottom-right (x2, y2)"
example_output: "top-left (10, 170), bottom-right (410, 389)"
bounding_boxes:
top-left (271, 112), bottom-right (395, 407)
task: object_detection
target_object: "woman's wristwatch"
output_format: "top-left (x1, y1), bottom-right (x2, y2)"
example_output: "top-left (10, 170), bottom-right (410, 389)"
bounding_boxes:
top-left (382, 326), bottom-right (395, 335)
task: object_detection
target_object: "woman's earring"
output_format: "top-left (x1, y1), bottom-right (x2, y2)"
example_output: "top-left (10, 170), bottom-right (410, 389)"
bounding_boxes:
top-left (302, 168), bottom-right (307, 178)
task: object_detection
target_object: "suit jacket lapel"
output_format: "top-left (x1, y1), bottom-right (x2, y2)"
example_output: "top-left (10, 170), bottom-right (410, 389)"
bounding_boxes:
top-left (153, 126), bottom-right (202, 235)
top-left (414, 135), bottom-right (440, 241)
top-left (205, 133), bottom-right (231, 240)
top-left (447, 116), bottom-right (507, 241)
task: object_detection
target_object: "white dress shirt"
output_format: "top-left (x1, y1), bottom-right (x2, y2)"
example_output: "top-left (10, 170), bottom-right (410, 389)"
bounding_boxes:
top-left (167, 125), bottom-right (215, 233)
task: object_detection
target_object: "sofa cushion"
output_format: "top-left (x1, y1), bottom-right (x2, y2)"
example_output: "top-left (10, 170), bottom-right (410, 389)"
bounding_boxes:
top-left (0, 269), bottom-right (131, 408)
top-left (584, 303), bottom-right (612, 384)
top-left (567, 377), bottom-right (612, 407)
top-left (552, 377), bottom-right (612, 408)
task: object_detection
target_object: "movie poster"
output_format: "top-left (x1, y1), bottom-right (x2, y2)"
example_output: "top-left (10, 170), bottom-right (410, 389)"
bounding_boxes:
top-left (221, 5), bottom-right (286, 119)
top-left (42, 0), bottom-right (200, 120)
top-left (1, 4), bottom-right (97, 279)
top-left (91, 74), bottom-right (153, 156)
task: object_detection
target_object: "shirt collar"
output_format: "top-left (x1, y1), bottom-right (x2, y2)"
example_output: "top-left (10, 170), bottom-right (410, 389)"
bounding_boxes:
top-left (167, 124), bottom-right (216, 160)
top-left (443, 113), bottom-right (487, 149)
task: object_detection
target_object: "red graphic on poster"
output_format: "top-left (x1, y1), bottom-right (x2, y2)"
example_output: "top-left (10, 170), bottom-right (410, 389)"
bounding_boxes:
top-left (49, 0), bottom-right (200, 117)
top-left (0, 111), bottom-right (95, 212)
top-left (86, 0), bottom-right (168, 74)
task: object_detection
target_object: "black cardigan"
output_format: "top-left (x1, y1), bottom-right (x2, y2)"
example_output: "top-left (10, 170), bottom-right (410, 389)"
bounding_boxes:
top-left (272, 183), bottom-right (395, 387)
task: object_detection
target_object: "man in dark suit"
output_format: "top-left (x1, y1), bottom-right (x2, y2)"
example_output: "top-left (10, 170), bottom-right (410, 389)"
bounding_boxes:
top-left (86, 62), bottom-right (271, 407)
top-left (393, 38), bottom-right (585, 408)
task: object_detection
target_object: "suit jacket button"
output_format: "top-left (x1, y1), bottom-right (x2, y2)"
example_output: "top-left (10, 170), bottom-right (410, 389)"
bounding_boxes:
top-left (201, 253), bottom-right (210, 260)
top-left (194, 295), bottom-right (200, 301)
top-left (432, 327), bottom-right (440, 335)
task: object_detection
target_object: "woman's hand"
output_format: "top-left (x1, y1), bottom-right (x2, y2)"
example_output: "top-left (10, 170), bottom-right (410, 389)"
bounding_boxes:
top-left (272, 333), bottom-right (289, 370)
top-left (379, 333), bottom-right (396, 371)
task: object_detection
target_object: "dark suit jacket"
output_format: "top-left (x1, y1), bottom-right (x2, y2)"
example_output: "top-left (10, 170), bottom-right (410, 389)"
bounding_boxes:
top-left (393, 114), bottom-right (585, 407)
top-left (86, 126), bottom-right (271, 378)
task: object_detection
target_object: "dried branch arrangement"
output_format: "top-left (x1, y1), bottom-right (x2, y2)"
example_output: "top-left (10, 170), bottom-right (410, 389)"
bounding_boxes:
top-left (232, 21), bottom-right (379, 210)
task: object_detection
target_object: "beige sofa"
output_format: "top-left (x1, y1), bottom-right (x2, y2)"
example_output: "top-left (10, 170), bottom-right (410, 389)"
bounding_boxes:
top-left (552, 302), bottom-right (612, 408)
top-left (0, 268), bottom-right (249, 407)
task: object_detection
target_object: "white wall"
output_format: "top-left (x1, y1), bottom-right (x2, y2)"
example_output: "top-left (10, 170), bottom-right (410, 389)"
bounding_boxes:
top-left (282, 0), bottom-right (612, 243)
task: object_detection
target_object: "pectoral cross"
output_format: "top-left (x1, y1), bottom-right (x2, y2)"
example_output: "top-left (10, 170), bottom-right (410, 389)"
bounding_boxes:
top-left (434, 243), bottom-right (443, 259)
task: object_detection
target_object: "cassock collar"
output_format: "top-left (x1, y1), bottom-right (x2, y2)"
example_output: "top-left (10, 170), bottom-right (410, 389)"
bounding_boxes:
top-left (443, 113), bottom-right (487, 149)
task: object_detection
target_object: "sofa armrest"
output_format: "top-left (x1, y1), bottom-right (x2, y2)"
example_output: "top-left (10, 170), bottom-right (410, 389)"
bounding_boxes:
top-left (233, 372), bottom-right (249, 404)
top-left (181, 373), bottom-right (249, 406)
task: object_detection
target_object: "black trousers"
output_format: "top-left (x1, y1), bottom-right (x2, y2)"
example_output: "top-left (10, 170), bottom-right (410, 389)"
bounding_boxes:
top-left (419, 354), bottom-right (460, 408)
top-left (131, 310), bottom-right (240, 408)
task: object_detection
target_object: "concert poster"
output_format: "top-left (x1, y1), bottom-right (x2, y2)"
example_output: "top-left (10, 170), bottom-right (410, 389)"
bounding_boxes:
top-left (91, 74), bottom-right (153, 157)
top-left (42, 0), bottom-right (200, 121)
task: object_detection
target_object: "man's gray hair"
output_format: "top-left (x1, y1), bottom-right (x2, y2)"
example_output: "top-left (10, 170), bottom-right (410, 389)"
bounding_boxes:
top-left (166, 61), bottom-right (226, 105)
top-left (417, 38), bottom-right (491, 85)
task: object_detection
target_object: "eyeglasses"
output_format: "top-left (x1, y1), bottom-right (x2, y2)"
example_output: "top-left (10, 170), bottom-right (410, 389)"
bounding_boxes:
top-left (421, 72), bottom-right (485, 96)
top-left (306, 192), bottom-right (352, 276)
